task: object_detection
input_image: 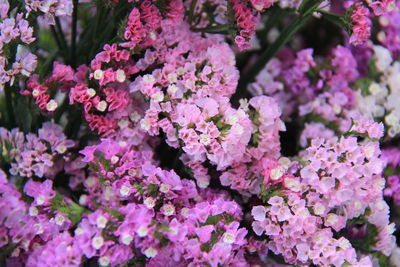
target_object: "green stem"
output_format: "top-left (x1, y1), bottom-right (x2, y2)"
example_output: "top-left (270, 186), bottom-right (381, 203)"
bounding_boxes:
top-left (235, 0), bottom-right (323, 99)
top-left (50, 25), bottom-right (64, 52)
top-left (191, 24), bottom-right (231, 34)
top-left (4, 84), bottom-right (15, 128)
top-left (71, 0), bottom-right (79, 67)
top-left (54, 95), bottom-right (69, 123)
top-left (188, 0), bottom-right (197, 24)
top-left (55, 17), bottom-right (68, 52)
top-left (258, 7), bottom-right (288, 47)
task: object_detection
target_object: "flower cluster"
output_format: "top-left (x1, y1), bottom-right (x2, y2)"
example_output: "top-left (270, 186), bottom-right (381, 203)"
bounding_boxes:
top-left (2, 0), bottom-right (400, 266)
top-left (252, 124), bottom-right (396, 265)
top-left (0, 8), bottom-right (36, 91)
top-left (24, 0), bottom-right (73, 24)
top-left (1, 122), bottom-right (74, 178)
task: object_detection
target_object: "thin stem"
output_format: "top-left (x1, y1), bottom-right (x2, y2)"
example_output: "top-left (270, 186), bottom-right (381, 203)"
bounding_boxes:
top-left (235, 0), bottom-right (323, 100)
top-left (237, 16), bottom-right (310, 93)
top-left (50, 25), bottom-right (64, 52)
top-left (71, 0), bottom-right (79, 67)
top-left (55, 17), bottom-right (69, 52)
top-left (191, 24), bottom-right (231, 34)
top-left (54, 95), bottom-right (69, 123)
top-left (258, 6), bottom-right (287, 47)
top-left (188, 0), bottom-right (197, 24)
top-left (4, 84), bottom-right (15, 128)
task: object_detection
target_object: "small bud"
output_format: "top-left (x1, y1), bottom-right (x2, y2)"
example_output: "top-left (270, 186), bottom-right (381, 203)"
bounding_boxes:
top-left (94, 69), bottom-right (103, 80)
top-left (87, 88), bottom-right (96, 97)
top-left (92, 236), bottom-right (104, 250)
top-left (46, 100), bottom-right (58, 112)
top-left (116, 69), bottom-right (126, 83)
top-left (96, 101), bottom-right (108, 112)
top-left (144, 197), bottom-right (155, 208)
top-left (121, 234), bottom-right (133, 245)
top-left (96, 215), bottom-right (108, 229)
top-left (99, 257), bottom-right (110, 267)
top-left (144, 247), bottom-right (158, 258)
top-left (223, 233), bottom-right (235, 244)
top-left (119, 185), bottom-right (130, 196)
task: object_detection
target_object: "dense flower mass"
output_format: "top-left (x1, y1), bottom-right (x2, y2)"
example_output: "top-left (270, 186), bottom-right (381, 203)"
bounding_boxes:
top-left (1, 0), bottom-right (400, 266)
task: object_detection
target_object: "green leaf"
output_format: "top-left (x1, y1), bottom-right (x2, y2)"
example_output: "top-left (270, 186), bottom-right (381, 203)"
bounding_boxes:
top-left (15, 97), bottom-right (32, 134)
top-left (201, 215), bottom-right (222, 226)
top-left (317, 9), bottom-right (352, 35)
top-left (51, 193), bottom-right (87, 224)
top-left (191, 24), bottom-right (231, 34)
top-left (353, 78), bottom-right (373, 96)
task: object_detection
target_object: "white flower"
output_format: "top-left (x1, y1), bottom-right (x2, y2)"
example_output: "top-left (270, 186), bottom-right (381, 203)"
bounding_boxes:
top-left (29, 206), bottom-right (38, 216)
top-left (130, 111), bottom-right (141, 122)
top-left (373, 45), bottom-right (392, 72)
top-left (136, 226), bottom-right (148, 237)
top-left (92, 236), bottom-right (104, 250)
top-left (199, 134), bottom-right (211, 145)
top-left (167, 84), bottom-right (178, 94)
top-left (151, 91), bottom-right (164, 102)
top-left (96, 101), bottom-right (108, 112)
top-left (116, 69), bottom-right (126, 83)
top-left (99, 256), bottom-right (110, 267)
top-left (197, 178), bottom-right (210, 189)
top-left (55, 214), bottom-right (65, 226)
top-left (119, 185), bottom-right (130, 196)
top-left (223, 233), bottom-right (235, 244)
top-left (87, 88), bottom-right (96, 97)
top-left (96, 215), bottom-right (108, 229)
top-left (143, 74), bottom-right (155, 84)
top-left (144, 197), bottom-right (155, 208)
top-left (140, 119), bottom-right (150, 131)
top-left (111, 156), bottom-right (119, 164)
top-left (160, 183), bottom-right (171, 193)
top-left (55, 144), bottom-right (67, 154)
top-left (94, 69), bottom-right (103, 80)
top-left (144, 247), bottom-right (158, 258)
top-left (121, 234), bottom-right (133, 245)
top-left (46, 100), bottom-right (58, 112)
top-left (36, 195), bottom-right (45, 205)
top-left (284, 177), bottom-right (300, 192)
top-left (313, 203), bottom-right (325, 215)
top-left (84, 176), bottom-right (97, 188)
top-left (270, 166), bottom-right (285, 180)
top-left (162, 204), bottom-right (175, 216)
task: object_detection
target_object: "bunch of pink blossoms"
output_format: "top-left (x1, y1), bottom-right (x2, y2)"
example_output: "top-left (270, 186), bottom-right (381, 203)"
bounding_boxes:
top-left (2, 0), bottom-right (400, 266)
top-left (345, 0), bottom-right (395, 45)
top-left (0, 122), bottom-right (74, 178)
top-left (24, 0), bottom-right (73, 24)
top-left (0, 6), bottom-right (37, 91)
top-left (252, 121), bottom-right (395, 265)
top-left (129, 20), bottom-right (284, 189)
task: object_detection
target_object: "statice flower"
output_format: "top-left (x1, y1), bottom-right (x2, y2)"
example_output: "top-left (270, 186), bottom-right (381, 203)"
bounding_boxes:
top-left (252, 121), bottom-right (396, 264)
top-left (0, 12), bottom-right (37, 91)
top-left (24, 0), bottom-right (73, 25)
top-left (249, 46), bottom-right (359, 119)
top-left (130, 22), bottom-right (256, 181)
top-left (26, 232), bottom-right (83, 266)
top-left (0, 122), bottom-right (75, 178)
top-left (0, 169), bottom-right (76, 262)
top-left (230, 0), bottom-right (261, 50)
top-left (376, 1), bottom-right (400, 58)
top-left (345, 0), bottom-right (394, 45)
top-left (219, 95), bottom-right (285, 195)
top-left (354, 45), bottom-right (400, 138)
